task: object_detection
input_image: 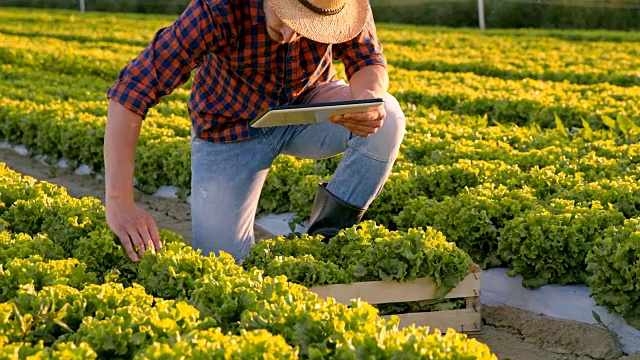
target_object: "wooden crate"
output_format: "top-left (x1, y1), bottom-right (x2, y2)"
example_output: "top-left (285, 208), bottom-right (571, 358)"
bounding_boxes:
top-left (308, 265), bottom-right (482, 334)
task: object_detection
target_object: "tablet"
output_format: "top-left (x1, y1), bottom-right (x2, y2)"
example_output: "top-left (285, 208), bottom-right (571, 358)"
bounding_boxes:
top-left (250, 98), bottom-right (384, 128)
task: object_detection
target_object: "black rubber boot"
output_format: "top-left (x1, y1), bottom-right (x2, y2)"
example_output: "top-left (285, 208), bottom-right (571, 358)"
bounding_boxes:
top-left (306, 183), bottom-right (366, 239)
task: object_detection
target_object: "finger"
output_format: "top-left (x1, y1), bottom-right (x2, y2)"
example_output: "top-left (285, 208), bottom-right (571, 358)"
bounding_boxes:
top-left (342, 125), bottom-right (379, 137)
top-left (137, 229), bottom-right (156, 255)
top-left (338, 117), bottom-right (384, 126)
top-left (342, 122), bottom-right (383, 134)
top-left (147, 218), bottom-right (162, 251)
top-left (343, 112), bottom-right (379, 122)
top-left (333, 112), bottom-right (384, 123)
top-left (341, 120), bottom-right (384, 131)
top-left (334, 113), bottom-right (375, 123)
top-left (331, 118), bottom-right (384, 131)
top-left (344, 107), bottom-right (385, 121)
top-left (128, 230), bottom-right (146, 258)
top-left (115, 230), bottom-right (139, 262)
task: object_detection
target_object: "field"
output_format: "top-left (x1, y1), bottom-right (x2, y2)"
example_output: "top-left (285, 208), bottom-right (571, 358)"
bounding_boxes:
top-left (1, 6), bottom-right (640, 359)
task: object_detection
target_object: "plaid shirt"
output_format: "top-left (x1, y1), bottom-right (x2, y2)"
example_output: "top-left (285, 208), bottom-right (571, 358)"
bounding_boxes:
top-left (107, 0), bottom-right (387, 143)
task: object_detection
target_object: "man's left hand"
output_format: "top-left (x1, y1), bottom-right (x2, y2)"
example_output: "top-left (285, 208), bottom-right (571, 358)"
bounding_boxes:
top-left (329, 103), bottom-right (386, 137)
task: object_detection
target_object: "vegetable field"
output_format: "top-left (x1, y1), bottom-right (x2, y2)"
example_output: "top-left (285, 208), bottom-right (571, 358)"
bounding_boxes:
top-left (1, 6), bottom-right (640, 358)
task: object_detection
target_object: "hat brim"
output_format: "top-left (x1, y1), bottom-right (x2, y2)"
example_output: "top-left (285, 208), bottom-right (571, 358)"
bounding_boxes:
top-left (269, 0), bottom-right (370, 44)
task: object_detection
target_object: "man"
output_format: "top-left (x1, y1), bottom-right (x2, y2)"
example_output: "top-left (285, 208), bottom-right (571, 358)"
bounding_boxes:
top-left (104, 0), bottom-right (406, 262)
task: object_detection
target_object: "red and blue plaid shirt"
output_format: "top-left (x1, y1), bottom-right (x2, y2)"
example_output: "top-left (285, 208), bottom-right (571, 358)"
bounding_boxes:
top-left (107, 0), bottom-right (387, 143)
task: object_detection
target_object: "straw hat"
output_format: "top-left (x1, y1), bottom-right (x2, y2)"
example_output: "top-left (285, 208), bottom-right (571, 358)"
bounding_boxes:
top-left (268, 0), bottom-right (370, 44)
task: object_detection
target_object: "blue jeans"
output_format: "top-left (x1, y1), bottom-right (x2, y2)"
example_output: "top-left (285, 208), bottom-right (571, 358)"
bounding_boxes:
top-left (190, 80), bottom-right (406, 261)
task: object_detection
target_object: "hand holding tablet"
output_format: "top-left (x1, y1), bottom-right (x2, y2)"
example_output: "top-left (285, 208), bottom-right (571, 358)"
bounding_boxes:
top-left (250, 98), bottom-right (384, 128)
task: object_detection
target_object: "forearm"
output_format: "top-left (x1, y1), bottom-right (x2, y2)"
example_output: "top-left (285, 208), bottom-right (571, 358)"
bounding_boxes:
top-left (104, 100), bottom-right (143, 204)
top-left (348, 64), bottom-right (388, 100)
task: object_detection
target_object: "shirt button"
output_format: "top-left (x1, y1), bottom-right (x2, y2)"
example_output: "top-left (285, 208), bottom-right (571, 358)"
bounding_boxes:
top-left (288, 57), bottom-right (294, 63)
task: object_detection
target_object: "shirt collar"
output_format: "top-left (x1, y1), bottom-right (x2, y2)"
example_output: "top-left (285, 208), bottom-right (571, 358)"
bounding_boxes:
top-left (250, 0), bottom-right (265, 25)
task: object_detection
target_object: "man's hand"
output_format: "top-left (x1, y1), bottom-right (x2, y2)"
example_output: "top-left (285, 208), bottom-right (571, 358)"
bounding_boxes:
top-left (331, 65), bottom-right (389, 137)
top-left (329, 104), bottom-right (386, 137)
top-left (106, 199), bottom-right (162, 261)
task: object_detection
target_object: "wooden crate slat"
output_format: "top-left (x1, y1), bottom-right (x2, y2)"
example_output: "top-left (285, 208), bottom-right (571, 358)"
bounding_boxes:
top-left (307, 265), bottom-right (483, 334)
top-left (383, 308), bottom-right (482, 333)
top-left (309, 271), bottom-right (481, 305)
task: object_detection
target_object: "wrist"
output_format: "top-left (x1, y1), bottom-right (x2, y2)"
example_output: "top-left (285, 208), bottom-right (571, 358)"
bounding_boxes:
top-left (105, 193), bottom-right (135, 207)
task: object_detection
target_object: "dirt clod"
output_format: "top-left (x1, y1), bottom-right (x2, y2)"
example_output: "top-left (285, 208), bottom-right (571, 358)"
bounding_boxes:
top-left (479, 305), bottom-right (624, 359)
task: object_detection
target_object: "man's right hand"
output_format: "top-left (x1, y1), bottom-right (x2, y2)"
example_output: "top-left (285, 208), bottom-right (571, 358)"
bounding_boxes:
top-left (104, 100), bottom-right (158, 262)
top-left (106, 198), bottom-right (162, 262)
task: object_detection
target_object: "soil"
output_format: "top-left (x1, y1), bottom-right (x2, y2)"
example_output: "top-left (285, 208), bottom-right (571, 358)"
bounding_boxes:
top-left (1, 147), bottom-right (637, 360)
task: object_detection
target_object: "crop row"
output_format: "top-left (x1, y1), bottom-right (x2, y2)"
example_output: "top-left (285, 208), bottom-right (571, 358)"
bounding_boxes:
top-left (0, 64), bottom-right (191, 120)
top-left (2, 57), bottom-right (639, 137)
top-left (0, 8), bottom-right (174, 47)
top-left (389, 66), bottom-right (640, 129)
top-left (0, 33), bottom-right (142, 80)
top-left (382, 31), bottom-right (640, 87)
top-left (0, 162), bottom-right (494, 358)
top-left (2, 8), bottom-right (640, 86)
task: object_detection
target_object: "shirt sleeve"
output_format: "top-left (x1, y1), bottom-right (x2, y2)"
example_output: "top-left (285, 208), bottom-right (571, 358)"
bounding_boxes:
top-left (331, 6), bottom-right (387, 80)
top-left (106, 0), bottom-right (229, 118)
